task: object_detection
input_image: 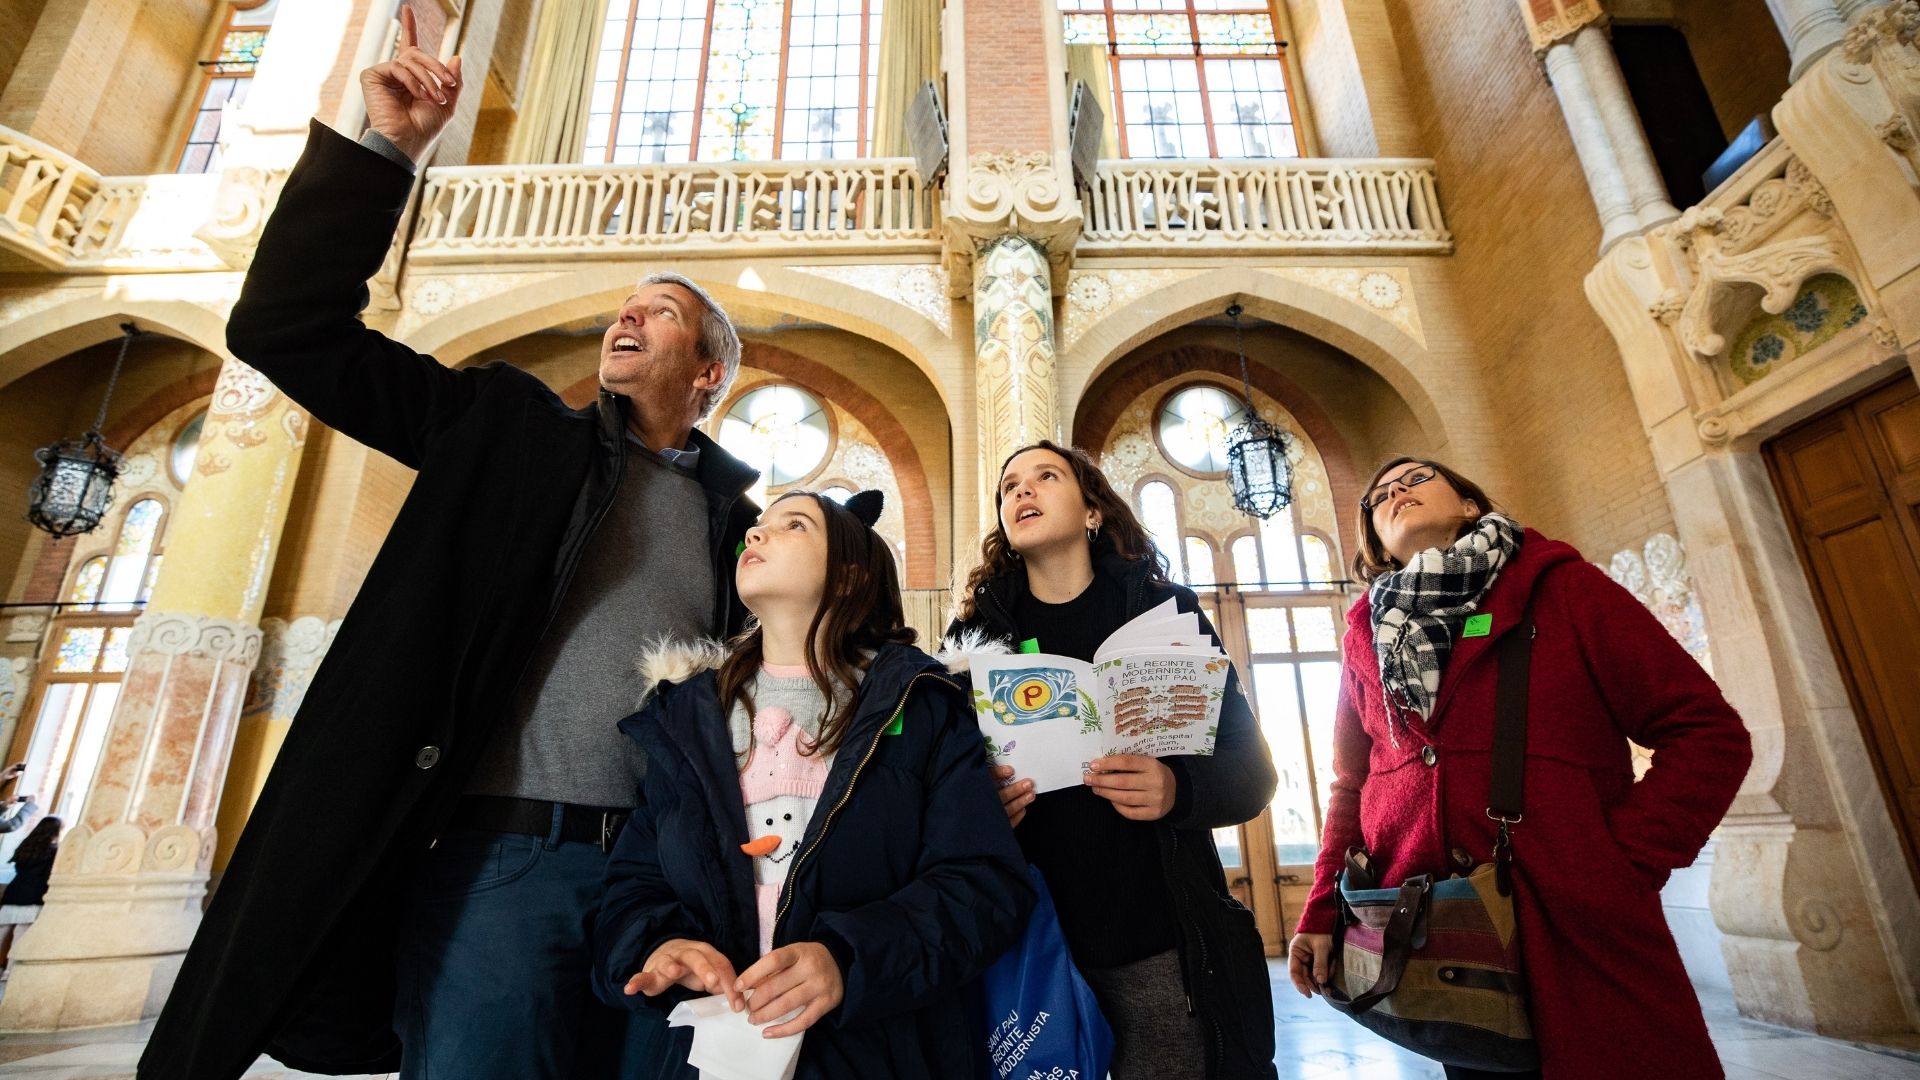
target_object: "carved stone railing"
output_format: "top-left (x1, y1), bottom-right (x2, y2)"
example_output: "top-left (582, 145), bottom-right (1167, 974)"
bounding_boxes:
top-left (407, 158), bottom-right (941, 263)
top-left (1080, 158), bottom-right (1452, 253)
top-left (0, 125), bottom-right (224, 272)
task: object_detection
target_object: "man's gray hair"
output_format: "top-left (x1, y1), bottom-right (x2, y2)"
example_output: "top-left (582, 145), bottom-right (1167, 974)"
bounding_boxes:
top-left (639, 271), bottom-right (742, 421)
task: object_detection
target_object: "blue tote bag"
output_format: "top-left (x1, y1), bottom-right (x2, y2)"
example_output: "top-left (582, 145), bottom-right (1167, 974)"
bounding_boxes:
top-left (973, 865), bottom-right (1114, 1080)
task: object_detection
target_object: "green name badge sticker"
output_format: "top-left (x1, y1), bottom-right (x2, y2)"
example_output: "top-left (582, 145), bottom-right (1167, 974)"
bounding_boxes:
top-left (883, 710), bottom-right (904, 736)
top-left (735, 541), bottom-right (747, 558)
top-left (1018, 638), bottom-right (1041, 655)
top-left (1462, 614), bottom-right (1493, 638)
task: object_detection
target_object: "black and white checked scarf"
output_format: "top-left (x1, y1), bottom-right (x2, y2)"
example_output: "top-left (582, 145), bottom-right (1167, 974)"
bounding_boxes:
top-left (1368, 513), bottom-right (1523, 727)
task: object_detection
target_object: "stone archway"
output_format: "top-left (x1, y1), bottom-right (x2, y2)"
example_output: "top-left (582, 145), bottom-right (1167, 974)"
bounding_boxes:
top-left (1058, 266), bottom-right (1450, 450)
top-left (0, 295), bottom-right (234, 392)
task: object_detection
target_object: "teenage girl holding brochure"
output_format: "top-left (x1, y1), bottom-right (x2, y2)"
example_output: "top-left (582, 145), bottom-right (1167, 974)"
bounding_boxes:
top-left (946, 441), bottom-right (1280, 1080)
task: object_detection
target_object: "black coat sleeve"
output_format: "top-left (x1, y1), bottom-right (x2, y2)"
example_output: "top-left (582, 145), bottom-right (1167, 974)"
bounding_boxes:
top-left (226, 121), bottom-right (494, 470)
top-left (1164, 595), bottom-right (1279, 830)
top-left (592, 772), bottom-right (706, 1013)
top-left (809, 687), bottom-right (1035, 1027)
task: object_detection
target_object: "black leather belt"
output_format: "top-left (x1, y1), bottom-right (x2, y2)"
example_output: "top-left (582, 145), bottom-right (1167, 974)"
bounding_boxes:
top-left (452, 795), bottom-right (630, 853)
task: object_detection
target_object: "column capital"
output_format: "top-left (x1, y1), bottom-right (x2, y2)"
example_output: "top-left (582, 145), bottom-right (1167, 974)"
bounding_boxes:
top-left (1515, 0), bottom-right (1608, 55)
top-left (125, 611), bottom-right (265, 670)
top-left (942, 151), bottom-right (1083, 296)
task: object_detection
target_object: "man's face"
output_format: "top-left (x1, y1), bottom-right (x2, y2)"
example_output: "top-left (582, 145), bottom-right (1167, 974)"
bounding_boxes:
top-left (599, 283), bottom-right (722, 418)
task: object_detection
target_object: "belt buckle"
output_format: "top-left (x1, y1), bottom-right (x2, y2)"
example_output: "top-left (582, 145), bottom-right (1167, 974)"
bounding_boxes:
top-left (599, 811), bottom-right (616, 854)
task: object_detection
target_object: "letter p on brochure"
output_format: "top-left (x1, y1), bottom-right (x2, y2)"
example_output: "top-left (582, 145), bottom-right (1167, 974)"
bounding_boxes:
top-left (969, 599), bottom-right (1230, 793)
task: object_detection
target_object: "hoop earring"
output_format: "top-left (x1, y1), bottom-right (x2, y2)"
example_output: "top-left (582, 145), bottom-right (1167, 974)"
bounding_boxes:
top-left (1087, 525), bottom-right (1101, 542)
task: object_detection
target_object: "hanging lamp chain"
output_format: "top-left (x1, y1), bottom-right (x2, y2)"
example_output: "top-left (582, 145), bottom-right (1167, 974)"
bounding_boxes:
top-left (90, 322), bottom-right (138, 437)
top-left (1227, 303), bottom-right (1259, 417)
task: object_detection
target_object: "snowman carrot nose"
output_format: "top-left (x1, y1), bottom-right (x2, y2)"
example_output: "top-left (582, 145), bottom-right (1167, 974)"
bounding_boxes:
top-left (740, 835), bottom-right (783, 857)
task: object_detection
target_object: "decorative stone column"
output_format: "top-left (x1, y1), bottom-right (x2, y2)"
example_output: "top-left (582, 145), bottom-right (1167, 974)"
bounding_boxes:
top-left (1768, 0), bottom-right (1852, 80)
top-left (1572, 26), bottom-right (1678, 229)
top-left (1521, 3), bottom-right (1679, 250)
top-left (972, 233), bottom-right (1060, 520)
top-left (0, 359), bottom-right (308, 1032)
top-left (1543, 39), bottom-right (1642, 252)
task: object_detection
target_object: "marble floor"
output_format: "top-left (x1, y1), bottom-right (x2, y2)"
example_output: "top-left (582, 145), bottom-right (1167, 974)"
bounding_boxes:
top-left (0, 964), bottom-right (1916, 1078)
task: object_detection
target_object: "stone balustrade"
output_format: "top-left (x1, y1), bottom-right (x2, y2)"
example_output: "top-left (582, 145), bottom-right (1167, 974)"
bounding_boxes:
top-left (1080, 158), bottom-right (1452, 252)
top-left (407, 157), bottom-right (942, 263)
top-left (0, 125), bottom-right (225, 272)
top-left (4, 124), bottom-right (1457, 273)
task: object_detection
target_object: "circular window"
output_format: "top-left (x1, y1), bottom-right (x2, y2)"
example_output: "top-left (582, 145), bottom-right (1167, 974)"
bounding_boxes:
top-left (718, 385), bottom-right (831, 487)
top-left (1156, 385), bottom-right (1248, 475)
top-left (171, 411), bottom-right (207, 485)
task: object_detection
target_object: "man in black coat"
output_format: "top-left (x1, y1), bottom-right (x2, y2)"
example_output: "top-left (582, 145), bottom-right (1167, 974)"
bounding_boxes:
top-left (139, 12), bottom-right (759, 1079)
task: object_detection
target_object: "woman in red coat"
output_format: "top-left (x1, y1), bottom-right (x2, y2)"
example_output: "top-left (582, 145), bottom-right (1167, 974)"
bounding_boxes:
top-left (1286, 457), bottom-right (1751, 1080)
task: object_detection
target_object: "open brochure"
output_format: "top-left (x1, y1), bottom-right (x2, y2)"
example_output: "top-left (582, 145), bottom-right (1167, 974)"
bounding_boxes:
top-left (969, 599), bottom-right (1231, 793)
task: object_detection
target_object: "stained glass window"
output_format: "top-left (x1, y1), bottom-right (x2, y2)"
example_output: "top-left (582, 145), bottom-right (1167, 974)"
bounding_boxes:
top-left (1137, 480), bottom-right (1182, 582)
top-left (1157, 385), bottom-right (1247, 474)
top-left (67, 557), bottom-right (107, 605)
top-left (55, 628), bottom-right (105, 674)
top-left (588, 0), bottom-right (883, 164)
top-left (177, 2), bottom-right (279, 174)
top-left (718, 385), bottom-right (833, 507)
top-left (1060, 0), bottom-right (1299, 159)
top-left (1184, 536), bottom-right (1216, 587)
top-left (171, 411), bottom-right (205, 485)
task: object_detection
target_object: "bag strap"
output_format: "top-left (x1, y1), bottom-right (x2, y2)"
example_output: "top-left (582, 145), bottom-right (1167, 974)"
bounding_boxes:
top-left (1326, 875), bottom-right (1431, 1014)
top-left (1487, 598), bottom-right (1537, 893)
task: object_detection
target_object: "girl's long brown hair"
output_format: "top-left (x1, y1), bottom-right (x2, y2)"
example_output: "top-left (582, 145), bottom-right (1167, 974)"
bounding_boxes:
top-left (11, 815), bottom-right (60, 866)
top-left (1351, 456), bottom-right (1499, 583)
top-left (955, 440), bottom-right (1170, 622)
top-left (716, 491), bottom-right (917, 759)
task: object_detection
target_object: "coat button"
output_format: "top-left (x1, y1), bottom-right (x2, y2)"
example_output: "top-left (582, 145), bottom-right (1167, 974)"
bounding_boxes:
top-left (414, 746), bottom-right (442, 769)
top-left (1421, 745), bottom-right (1438, 767)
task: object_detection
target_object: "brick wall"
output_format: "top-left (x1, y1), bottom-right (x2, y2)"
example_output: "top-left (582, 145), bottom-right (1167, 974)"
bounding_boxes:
top-left (1379, 0), bottom-right (1682, 560)
top-left (963, 0), bottom-right (1055, 153)
top-left (0, 0), bottom-right (50, 97)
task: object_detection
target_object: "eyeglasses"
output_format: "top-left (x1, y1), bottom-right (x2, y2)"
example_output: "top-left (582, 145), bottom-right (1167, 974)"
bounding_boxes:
top-left (1360, 466), bottom-right (1438, 511)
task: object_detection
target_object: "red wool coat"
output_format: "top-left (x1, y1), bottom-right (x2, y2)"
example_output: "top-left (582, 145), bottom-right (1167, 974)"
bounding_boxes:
top-left (1297, 530), bottom-right (1752, 1080)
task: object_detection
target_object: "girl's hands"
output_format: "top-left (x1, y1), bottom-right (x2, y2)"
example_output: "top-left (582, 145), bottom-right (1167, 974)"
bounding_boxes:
top-left (1086, 755), bottom-right (1178, 821)
top-left (626, 938), bottom-right (745, 1012)
top-left (736, 942), bottom-right (844, 1038)
top-left (1287, 932), bottom-right (1333, 998)
top-left (991, 764), bottom-right (1036, 827)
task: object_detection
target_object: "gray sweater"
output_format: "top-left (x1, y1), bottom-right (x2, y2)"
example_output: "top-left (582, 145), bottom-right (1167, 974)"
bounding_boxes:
top-left (467, 441), bottom-right (715, 807)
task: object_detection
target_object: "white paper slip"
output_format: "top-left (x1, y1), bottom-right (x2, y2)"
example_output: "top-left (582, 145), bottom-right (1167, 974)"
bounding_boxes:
top-left (970, 599), bottom-right (1232, 793)
top-left (666, 994), bottom-right (804, 1080)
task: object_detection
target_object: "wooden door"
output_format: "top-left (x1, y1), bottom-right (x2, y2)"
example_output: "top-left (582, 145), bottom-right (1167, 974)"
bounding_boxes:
top-left (1766, 375), bottom-right (1920, 883)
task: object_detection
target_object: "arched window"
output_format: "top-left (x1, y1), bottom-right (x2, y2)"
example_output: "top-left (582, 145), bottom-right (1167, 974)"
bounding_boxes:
top-left (1060, 0), bottom-right (1299, 159)
top-left (717, 384), bottom-right (833, 508)
top-left (8, 402), bottom-right (204, 837)
top-left (588, 0), bottom-right (884, 163)
top-left (17, 496), bottom-right (169, 826)
top-left (1136, 479), bottom-right (1183, 582)
top-left (176, 1), bottom-right (280, 173)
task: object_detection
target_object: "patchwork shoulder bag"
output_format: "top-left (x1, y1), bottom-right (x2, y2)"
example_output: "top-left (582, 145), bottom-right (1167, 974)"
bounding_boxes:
top-left (1324, 602), bottom-right (1540, 1073)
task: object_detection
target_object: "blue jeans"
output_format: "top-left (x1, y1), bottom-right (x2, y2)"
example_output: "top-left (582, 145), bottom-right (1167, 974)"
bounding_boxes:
top-left (395, 807), bottom-right (669, 1079)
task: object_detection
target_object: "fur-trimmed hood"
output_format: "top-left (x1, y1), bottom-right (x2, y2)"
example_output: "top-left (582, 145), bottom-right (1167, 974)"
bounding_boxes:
top-left (933, 626), bottom-right (1011, 675)
top-left (635, 635), bottom-right (729, 697)
top-left (636, 630), bottom-right (1008, 699)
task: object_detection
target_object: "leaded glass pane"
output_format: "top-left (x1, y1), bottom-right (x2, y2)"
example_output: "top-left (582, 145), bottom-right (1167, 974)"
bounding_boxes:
top-left (1063, 12), bottom-right (1109, 44)
top-left (1119, 58), bottom-right (1210, 158)
top-left (1246, 607), bottom-right (1290, 653)
top-left (1111, 12), bottom-right (1194, 53)
top-left (1184, 536), bottom-right (1216, 587)
top-left (1231, 535), bottom-right (1262, 590)
top-left (1194, 12), bottom-right (1274, 51)
top-left (67, 557), bottom-right (107, 605)
top-left (1292, 607), bottom-right (1337, 652)
top-left (719, 385), bottom-right (832, 507)
top-left (1205, 58), bottom-right (1295, 158)
top-left (1259, 507), bottom-right (1302, 591)
top-left (1301, 534), bottom-right (1333, 587)
top-left (56, 627), bottom-right (104, 673)
top-left (1138, 481), bottom-right (1182, 583)
top-left (1158, 385), bottom-right (1246, 473)
top-left (101, 627), bottom-right (132, 674)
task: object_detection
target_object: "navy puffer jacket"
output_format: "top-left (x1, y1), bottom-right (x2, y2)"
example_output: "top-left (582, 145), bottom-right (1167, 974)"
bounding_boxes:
top-left (594, 640), bottom-right (1035, 1079)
